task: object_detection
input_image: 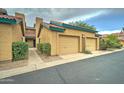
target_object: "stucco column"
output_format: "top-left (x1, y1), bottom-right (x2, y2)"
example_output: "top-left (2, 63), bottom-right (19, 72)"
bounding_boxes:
top-left (84, 37), bottom-right (87, 51)
top-left (79, 36), bottom-right (82, 52)
top-left (22, 37), bottom-right (25, 42)
top-left (81, 36), bottom-right (86, 52)
top-left (56, 33), bottom-right (59, 55)
top-left (96, 37), bottom-right (100, 50)
top-left (36, 37), bottom-right (40, 48)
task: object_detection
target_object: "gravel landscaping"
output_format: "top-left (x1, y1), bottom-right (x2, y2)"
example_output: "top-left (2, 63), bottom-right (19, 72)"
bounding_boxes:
top-left (36, 50), bottom-right (62, 62)
top-left (0, 60), bottom-right (28, 71)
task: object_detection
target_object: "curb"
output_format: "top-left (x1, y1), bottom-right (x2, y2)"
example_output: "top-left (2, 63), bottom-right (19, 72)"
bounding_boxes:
top-left (0, 48), bottom-right (124, 79)
top-left (36, 48), bottom-right (124, 70)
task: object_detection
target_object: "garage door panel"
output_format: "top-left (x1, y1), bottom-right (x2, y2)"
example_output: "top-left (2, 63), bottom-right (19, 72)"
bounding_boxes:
top-left (59, 35), bottom-right (79, 55)
top-left (86, 38), bottom-right (96, 51)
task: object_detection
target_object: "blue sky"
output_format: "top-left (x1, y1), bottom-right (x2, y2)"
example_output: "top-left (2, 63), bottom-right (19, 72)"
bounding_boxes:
top-left (6, 8), bottom-right (124, 34)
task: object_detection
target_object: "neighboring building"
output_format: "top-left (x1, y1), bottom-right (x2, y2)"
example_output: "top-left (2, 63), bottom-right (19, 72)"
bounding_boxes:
top-left (117, 28), bottom-right (124, 46)
top-left (25, 27), bottom-right (36, 48)
top-left (101, 28), bottom-right (124, 46)
top-left (0, 9), bottom-right (25, 62)
top-left (36, 18), bottom-right (99, 55)
top-left (15, 12), bottom-right (36, 48)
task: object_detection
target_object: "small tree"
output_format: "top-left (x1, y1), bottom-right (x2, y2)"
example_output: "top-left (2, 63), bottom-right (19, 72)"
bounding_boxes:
top-left (106, 34), bottom-right (122, 48)
top-left (69, 21), bottom-right (96, 30)
top-left (100, 39), bottom-right (107, 50)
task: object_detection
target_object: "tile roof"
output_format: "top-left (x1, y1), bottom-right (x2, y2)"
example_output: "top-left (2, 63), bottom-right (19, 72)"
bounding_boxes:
top-left (43, 22), bottom-right (65, 32)
top-left (0, 15), bottom-right (21, 24)
top-left (49, 24), bottom-right (65, 29)
top-left (50, 21), bottom-right (98, 33)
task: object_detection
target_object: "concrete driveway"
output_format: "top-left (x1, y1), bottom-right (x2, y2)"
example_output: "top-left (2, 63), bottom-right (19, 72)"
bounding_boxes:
top-left (1, 50), bottom-right (124, 84)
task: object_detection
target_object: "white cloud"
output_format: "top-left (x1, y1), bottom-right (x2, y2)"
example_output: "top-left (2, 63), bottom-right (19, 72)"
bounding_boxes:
top-left (98, 29), bottom-right (121, 34)
top-left (63, 10), bottom-right (107, 23)
top-left (6, 8), bottom-right (109, 26)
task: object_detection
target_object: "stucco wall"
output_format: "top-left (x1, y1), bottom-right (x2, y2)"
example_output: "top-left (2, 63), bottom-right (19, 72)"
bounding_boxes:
top-left (15, 13), bottom-right (26, 33)
top-left (63, 28), bottom-right (95, 37)
top-left (0, 24), bottom-right (13, 61)
top-left (50, 31), bottom-right (58, 55)
top-left (35, 17), bottom-right (43, 47)
top-left (0, 23), bottom-right (23, 62)
top-left (120, 41), bottom-right (124, 46)
top-left (39, 27), bottom-right (99, 55)
top-left (50, 28), bottom-right (97, 55)
top-left (39, 27), bottom-right (51, 43)
top-left (26, 39), bottom-right (34, 48)
top-left (12, 23), bottom-right (23, 42)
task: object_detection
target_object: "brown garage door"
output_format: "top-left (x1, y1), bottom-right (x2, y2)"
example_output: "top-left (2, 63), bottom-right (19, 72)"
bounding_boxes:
top-left (86, 38), bottom-right (97, 51)
top-left (59, 35), bottom-right (79, 55)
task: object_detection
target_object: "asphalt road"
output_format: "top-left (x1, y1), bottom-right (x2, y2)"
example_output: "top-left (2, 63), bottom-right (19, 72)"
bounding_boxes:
top-left (1, 50), bottom-right (124, 84)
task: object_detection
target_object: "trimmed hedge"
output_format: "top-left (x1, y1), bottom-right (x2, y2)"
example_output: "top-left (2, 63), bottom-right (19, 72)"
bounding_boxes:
top-left (12, 42), bottom-right (28, 61)
top-left (100, 39), bottom-right (107, 50)
top-left (37, 43), bottom-right (51, 56)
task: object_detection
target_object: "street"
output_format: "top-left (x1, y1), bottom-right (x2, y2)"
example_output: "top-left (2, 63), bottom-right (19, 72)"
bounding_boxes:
top-left (1, 50), bottom-right (124, 84)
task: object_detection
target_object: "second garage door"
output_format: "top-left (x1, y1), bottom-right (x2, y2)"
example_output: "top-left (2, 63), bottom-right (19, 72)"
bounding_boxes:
top-left (59, 35), bottom-right (79, 55)
top-left (86, 38), bottom-right (97, 51)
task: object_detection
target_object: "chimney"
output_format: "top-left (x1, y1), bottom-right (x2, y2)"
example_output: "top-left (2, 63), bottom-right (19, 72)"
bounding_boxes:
top-left (35, 17), bottom-right (43, 37)
top-left (15, 12), bottom-right (26, 33)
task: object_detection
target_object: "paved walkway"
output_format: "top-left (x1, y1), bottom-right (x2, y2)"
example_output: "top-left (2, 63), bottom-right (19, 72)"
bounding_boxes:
top-left (28, 48), bottom-right (43, 65)
top-left (2, 50), bottom-right (124, 84)
top-left (0, 48), bottom-right (124, 79)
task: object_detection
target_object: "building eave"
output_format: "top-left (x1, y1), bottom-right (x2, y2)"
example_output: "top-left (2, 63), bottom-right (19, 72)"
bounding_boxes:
top-left (49, 26), bottom-right (65, 32)
top-left (62, 23), bottom-right (98, 33)
top-left (50, 21), bottom-right (98, 33)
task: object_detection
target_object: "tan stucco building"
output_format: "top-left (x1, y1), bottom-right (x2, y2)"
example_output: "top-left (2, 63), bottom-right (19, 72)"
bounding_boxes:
top-left (0, 9), bottom-right (100, 62)
top-left (102, 28), bottom-right (124, 47)
top-left (36, 18), bottom-right (99, 55)
top-left (0, 9), bottom-right (25, 62)
top-left (25, 27), bottom-right (36, 48)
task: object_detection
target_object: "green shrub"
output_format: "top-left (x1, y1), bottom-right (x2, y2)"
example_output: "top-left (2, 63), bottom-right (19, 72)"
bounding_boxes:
top-left (100, 34), bottom-right (123, 50)
top-left (12, 42), bottom-right (28, 61)
top-left (106, 34), bottom-right (122, 49)
top-left (100, 39), bottom-right (107, 50)
top-left (37, 43), bottom-right (43, 53)
top-left (37, 43), bottom-right (51, 56)
top-left (37, 44), bottom-right (40, 50)
top-left (84, 50), bottom-right (92, 54)
top-left (113, 43), bottom-right (123, 49)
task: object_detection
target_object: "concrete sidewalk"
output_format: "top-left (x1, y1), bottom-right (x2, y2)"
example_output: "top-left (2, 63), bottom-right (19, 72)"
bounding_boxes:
top-left (28, 48), bottom-right (43, 65)
top-left (0, 48), bottom-right (124, 79)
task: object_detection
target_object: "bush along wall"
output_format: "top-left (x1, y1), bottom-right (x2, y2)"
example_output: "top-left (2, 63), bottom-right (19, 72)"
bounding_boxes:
top-left (37, 43), bottom-right (51, 56)
top-left (100, 39), bottom-right (107, 50)
top-left (100, 34), bottom-right (123, 50)
top-left (12, 41), bottom-right (28, 61)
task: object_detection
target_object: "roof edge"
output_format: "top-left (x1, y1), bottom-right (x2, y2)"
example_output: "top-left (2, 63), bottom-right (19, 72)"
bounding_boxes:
top-left (50, 20), bottom-right (98, 33)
